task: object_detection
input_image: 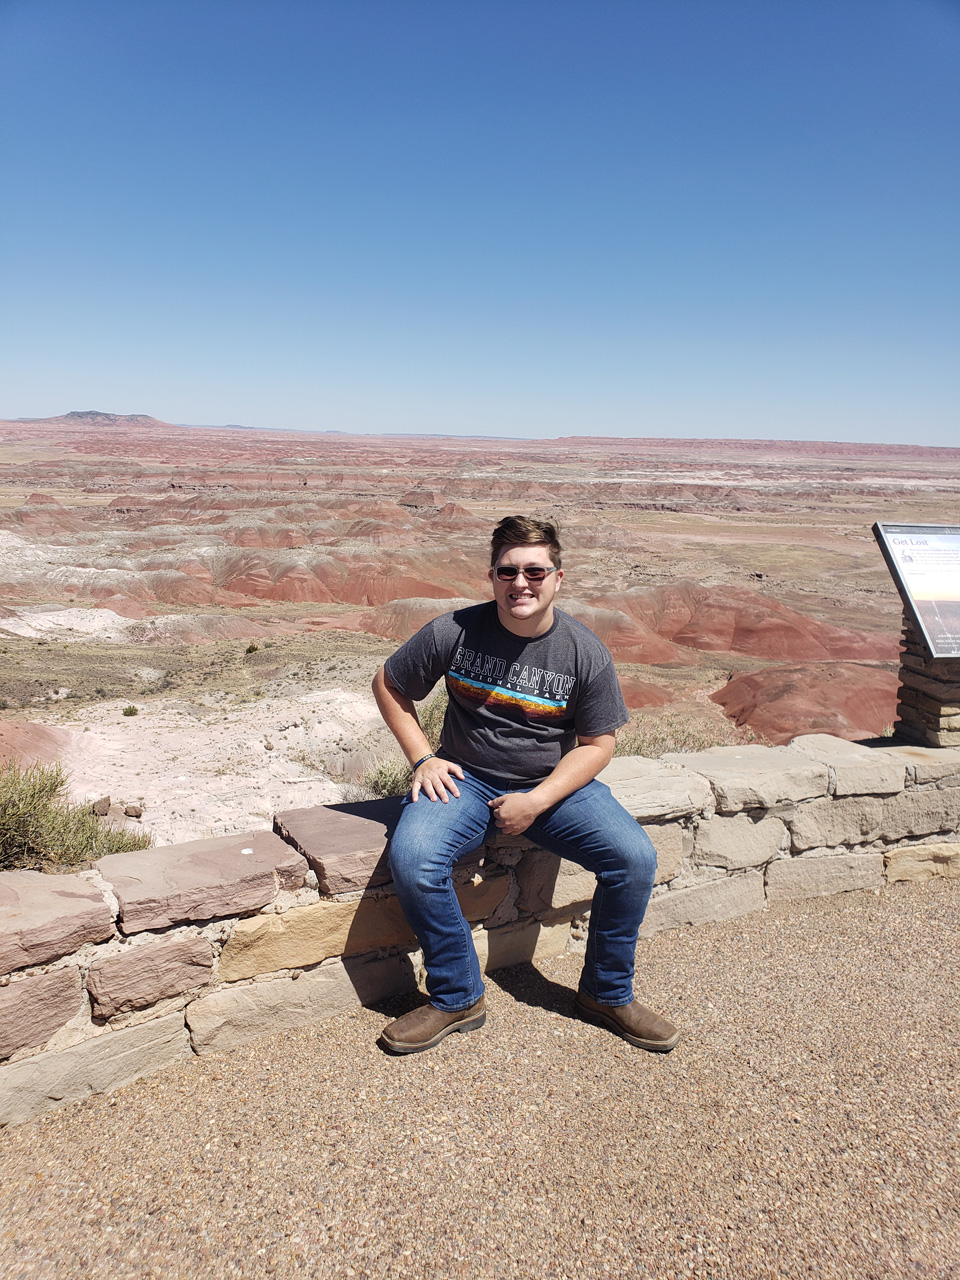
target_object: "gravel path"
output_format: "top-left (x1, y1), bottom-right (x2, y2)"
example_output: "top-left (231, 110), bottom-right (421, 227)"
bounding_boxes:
top-left (2, 879), bottom-right (959, 1280)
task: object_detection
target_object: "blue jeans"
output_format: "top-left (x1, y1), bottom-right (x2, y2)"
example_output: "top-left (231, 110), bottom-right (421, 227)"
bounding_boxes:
top-left (387, 768), bottom-right (657, 1011)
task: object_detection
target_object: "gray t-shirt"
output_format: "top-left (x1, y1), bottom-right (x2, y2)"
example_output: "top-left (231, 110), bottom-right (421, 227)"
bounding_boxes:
top-left (383, 602), bottom-right (628, 783)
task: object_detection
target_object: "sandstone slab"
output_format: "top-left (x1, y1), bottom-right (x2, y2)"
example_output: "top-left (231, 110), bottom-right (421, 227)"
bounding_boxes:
top-left (895, 669), bottom-right (960, 701)
top-left (220, 897), bottom-right (411, 981)
top-left (0, 966), bottom-right (83, 1059)
top-left (0, 1012), bottom-right (190, 1127)
top-left (646, 822), bottom-right (686, 883)
top-left (473, 919), bottom-right (572, 972)
top-left (86, 934), bottom-right (215, 1018)
top-left (186, 955), bottom-right (416, 1056)
top-left (274, 799), bottom-right (400, 894)
top-left (661, 745), bottom-right (828, 813)
top-left (694, 813), bottom-right (786, 869)
top-left (97, 830), bottom-right (308, 933)
top-left (766, 853), bottom-right (883, 902)
top-left (0, 870), bottom-right (114, 975)
top-left (638, 871), bottom-right (765, 936)
top-left (880, 787), bottom-right (960, 842)
top-left (515, 851), bottom-right (594, 916)
top-left (219, 872), bottom-right (509, 981)
top-left (789, 796), bottom-right (885, 852)
top-left (884, 842), bottom-right (960, 883)
top-left (788, 734), bottom-right (906, 796)
top-left (881, 745), bottom-right (960, 787)
top-left (598, 756), bottom-right (713, 821)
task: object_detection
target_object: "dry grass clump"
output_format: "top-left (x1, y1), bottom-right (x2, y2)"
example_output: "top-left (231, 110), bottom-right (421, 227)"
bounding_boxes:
top-left (360, 688), bottom-right (448, 799)
top-left (0, 759), bottom-right (152, 871)
top-left (361, 757), bottom-right (415, 800)
top-left (614, 710), bottom-right (763, 758)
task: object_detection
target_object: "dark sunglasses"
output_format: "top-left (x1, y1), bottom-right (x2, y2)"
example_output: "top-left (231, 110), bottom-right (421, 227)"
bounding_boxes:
top-left (493, 565), bottom-right (558, 582)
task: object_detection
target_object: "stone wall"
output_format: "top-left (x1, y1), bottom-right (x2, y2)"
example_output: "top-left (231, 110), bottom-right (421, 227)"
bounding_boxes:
top-left (895, 615), bottom-right (960, 747)
top-left (2, 735), bottom-right (959, 1127)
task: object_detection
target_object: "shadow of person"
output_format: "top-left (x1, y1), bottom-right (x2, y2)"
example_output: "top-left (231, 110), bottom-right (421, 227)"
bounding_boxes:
top-left (486, 961), bottom-right (578, 1020)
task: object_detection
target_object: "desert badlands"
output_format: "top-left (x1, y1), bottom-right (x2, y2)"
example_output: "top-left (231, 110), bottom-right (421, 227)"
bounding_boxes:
top-left (1, 409), bottom-right (958, 845)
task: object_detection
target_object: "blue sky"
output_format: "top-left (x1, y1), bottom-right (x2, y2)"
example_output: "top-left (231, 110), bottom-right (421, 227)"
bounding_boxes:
top-left (1, 0), bottom-right (957, 444)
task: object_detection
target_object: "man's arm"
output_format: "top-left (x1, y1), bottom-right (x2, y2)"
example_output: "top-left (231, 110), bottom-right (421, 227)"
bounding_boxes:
top-left (487, 732), bottom-right (616, 836)
top-left (371, 666), bottom-right (464, 802)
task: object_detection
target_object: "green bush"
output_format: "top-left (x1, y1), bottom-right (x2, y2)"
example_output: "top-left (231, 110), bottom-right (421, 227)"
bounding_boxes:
top-left (245, 643), bottom-right (259, 654)
top-left (122, 705), bottom-right (138, 716)
top-left (0, 760), bottom-right (152, 871)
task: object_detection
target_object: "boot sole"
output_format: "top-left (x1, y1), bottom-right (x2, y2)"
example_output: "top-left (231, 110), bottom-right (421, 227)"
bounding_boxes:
top-left (575, 998), bottom-right (681, 1053)
top-left (379, 1010), bottom-right (487, 1055)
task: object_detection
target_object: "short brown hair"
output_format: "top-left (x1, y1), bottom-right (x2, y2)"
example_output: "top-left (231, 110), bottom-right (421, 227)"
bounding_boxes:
top-left (490, 516), bottom-right (562, 568)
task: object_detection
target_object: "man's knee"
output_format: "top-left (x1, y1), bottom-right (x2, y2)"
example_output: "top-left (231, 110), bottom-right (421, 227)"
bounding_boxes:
top-left (609, 824), bottom-right (658, 886)
top-left (387, 835), bottom-right (442, 893)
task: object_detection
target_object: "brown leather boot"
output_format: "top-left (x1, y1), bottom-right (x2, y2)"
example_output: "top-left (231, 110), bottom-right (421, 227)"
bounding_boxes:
top-left (379, 996), bottom-right (486, 1055)
top-left (575, 991), bottom-right (681, 1053)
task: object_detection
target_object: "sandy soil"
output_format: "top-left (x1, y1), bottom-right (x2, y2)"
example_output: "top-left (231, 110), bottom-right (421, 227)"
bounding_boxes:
top-left (1, 878), bottom-right (957, 1279)
top-left (28, 686), bottom-right (390, 846)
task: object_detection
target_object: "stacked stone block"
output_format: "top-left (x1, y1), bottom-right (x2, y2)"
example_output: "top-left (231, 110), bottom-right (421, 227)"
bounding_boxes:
top-left (896, 614), bottom-right (960, 747)
top-left (2, 738), bottom-right (959, 1127)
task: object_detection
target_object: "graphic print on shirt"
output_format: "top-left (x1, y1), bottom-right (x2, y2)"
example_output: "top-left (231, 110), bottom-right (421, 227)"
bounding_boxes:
top-left (446, 645), bottom-right (576, 721)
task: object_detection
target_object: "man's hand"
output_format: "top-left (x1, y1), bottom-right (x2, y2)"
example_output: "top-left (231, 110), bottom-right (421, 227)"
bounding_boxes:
top-left (411, 756), bottom-right (464, 803)
top-left (488, 791), bottom-right (545, 836)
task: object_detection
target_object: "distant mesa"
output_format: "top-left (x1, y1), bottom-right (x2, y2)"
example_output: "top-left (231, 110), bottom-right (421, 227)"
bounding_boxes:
top-left (711, 663), bottom-right (900, 745)
top-left (14, 409), bottom-right (173, 429)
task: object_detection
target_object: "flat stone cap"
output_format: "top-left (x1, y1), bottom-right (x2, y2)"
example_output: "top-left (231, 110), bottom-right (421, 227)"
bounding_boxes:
top-left (275, 799), bottom-right (401, 895)
top-left (597, 756), bottom-right (713, 820)
top-left (96, 830), bottom-right (307, 934)
top-left (880, 744), bottom-right (960, 785)
top-left (0, 870), bottom-right (114, 975)
top-left (660, 744), bottom-right (829, 812)
top-left (789, 733), bottom-right (905, 796)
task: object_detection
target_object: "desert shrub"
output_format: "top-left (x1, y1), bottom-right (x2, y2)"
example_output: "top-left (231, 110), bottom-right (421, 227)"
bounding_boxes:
top-left (245, 643), bottom-right (259, 654)
top-left (0, 760), bottom-right (152, 871)
top-left (361, 687), bottom-right (449, 798)
top-left (363, 757), bottom-right (415, 799)
top-left (614, 711), bottom-right (764, 758)
top-left (418, 687), bottom-right (447, 753)
top-left (122, 704), bottom-right (139, 716)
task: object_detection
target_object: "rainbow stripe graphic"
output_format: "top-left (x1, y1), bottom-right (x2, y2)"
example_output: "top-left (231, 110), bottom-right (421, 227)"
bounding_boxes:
top-left (448, 673), bottom-right (568, 721)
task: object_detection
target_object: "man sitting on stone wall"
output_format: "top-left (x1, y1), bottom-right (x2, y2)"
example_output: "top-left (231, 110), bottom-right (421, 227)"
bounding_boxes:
top-left (371, 515), bottom-right (680, 1056)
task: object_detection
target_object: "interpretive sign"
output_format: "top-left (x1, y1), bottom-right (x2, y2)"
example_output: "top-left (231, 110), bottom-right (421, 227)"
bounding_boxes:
top-left (873, 522), bottom-right (960, 659)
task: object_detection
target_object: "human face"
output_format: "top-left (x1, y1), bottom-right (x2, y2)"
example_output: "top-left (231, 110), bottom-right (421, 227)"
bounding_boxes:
top-left (488, 544), bottom-right (563, 636)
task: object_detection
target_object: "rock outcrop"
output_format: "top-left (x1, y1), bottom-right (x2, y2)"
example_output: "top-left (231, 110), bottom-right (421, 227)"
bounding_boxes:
top-left (711, 663), bottom-right (900, 744)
